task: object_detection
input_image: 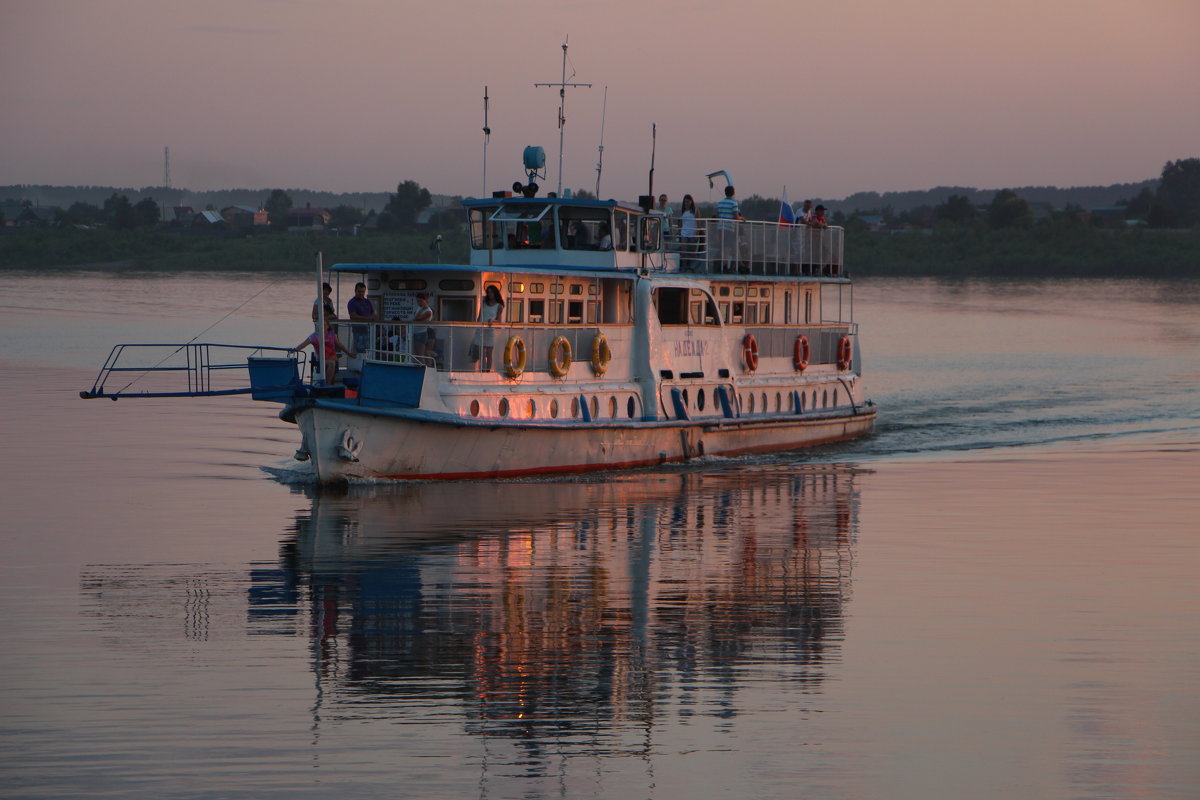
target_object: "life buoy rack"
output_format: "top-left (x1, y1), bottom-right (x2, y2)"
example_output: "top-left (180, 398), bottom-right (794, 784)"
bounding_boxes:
top-left (793, 335), bottom-right (810, 372)
top-left (503, 336), bottom-right (526, 379)
top-left (836, 335), bottom-right (853, 371)
top-left (548, 336), bottom-right (572, 378)
top-left (742, 334), bottom-right (759, 372)
top-left (590, 333), bottom-right (612, 376)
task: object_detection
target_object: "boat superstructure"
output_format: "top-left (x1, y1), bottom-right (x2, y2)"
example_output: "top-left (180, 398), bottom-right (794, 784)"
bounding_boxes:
top-left (260, 187), bottom-right (874, 479)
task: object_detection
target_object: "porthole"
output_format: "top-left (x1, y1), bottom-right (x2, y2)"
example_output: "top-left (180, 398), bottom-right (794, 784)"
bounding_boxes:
top-left (571, 396), bottom-right (580, 418)
top-left (748, 393), bottom-right (756, 413)
top-left (681, 388), bottom-right (689, 408)
top-left (775, 392), bottom-right (781, 412)
top-left (788, 392), bottom-right (795, 411)
top-left (528, 398), bottom-right (537, 418)
top-left (697, 388), bottom-right (706, 411)
top-left (761, 392), bottom-right (767, 413)
top-left (800, 392), bottom-right (806, 411)
top-left (833, 389), bottom-right (839, 407)
top-left (499, 398), bottom-right (509, 417)
top-left (608, 396), bottom-right (617, 418)
top-left (590, 396), bottom-right (599, 419)
top-left (470, 399), bottom-right (480, 417)
top-left (627, 397), bottom-right (636, 419)
top-left (822, 389), bottom-right (828, 408)
top-left (811, 390), bottom-right (817, 410)
top-left (550, 399), bottom-right (559, 419)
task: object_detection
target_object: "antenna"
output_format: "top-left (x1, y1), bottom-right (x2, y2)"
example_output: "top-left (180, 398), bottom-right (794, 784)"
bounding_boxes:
top-left (595, 86), bottom-right (608, 197)
top-left (649, 123), bottom-right (657, 199)
top-left (163, 146), bottom-right (171, 190)
top-left (481, 86), bottom-right (491, 197)
top-left (534, 37), bottom-right (591, 196)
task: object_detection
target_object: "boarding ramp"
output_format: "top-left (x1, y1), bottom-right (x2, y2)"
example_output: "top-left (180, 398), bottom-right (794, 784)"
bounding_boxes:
top-left (80, 343), bottom-right (300, 401)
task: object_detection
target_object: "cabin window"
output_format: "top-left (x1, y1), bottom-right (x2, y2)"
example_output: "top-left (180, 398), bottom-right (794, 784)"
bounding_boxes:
top-left (588, 284), bottom-right (599, 295)
top-left (510, 282), bottom-right (525, 294)
top-left (718, 285), bottom-right (731, 297)
top-left (549, 301), bottom-right (563, 324)
top-left (439, 296), bottom-right (475, 322)
top-left (558, 207), bottom-right (611, 250)
top-left (759, 303), bottom-right (771, 324)
top-left (760, 286), bottom-right (771, 297)
top-left (719, 301), bottom-right (730, 323)
top-left (748, 287), bottom-right (757, 298)
top-left (530, 282), bottom-right (545, 293)
top-left (615, 211), bottom-right (630, 251)
top-left (567, 301), bottom-right (584, 324)
top-left (551, 283), bottom-right (564, 295)
top-left (627, 397), bottom-right (637, 418)
top-left (653, 287), bottom-right (689, 325)
top-left (745, 304), bottom-right (757, 325)
top-left (528, 299), bottom-right (545, 324)
top-left (469, 206), bottom-right (501, 249)
top-left (733, 286), bottom-right (744, 297)
top-left (569, 284), bottom-right (583, 295)
top-left (638, 216), bottom-right (662, 252)
top-left (586, 300), bottom-right (598, 324)
top-left (506, 300), bottom-right (525, 324)
top-left (784, 291), bottom-right (792, 324)
top-left (805, 291), bottom-right (813, 324)
top-left (731, 302), bottom-right (744, 324)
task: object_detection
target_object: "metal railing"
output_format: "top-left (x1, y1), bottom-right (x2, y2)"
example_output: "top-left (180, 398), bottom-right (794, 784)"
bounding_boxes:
top-left (337, 321), bottom-right (604, 376)
top-left (82, 343), bottom-right (298, 399)
top-left (665, 218), bottom-right (844, 276)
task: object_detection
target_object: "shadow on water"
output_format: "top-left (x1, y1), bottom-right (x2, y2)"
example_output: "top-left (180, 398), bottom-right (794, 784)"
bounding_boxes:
top-left (80, 464), bottom-right (862, 787)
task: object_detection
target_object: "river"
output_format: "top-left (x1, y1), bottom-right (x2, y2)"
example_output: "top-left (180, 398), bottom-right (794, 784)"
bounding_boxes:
top-left (0, 271), bottom-right (1197, 799)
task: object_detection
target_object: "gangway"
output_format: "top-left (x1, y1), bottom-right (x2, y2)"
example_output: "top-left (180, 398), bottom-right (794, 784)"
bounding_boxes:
top-left (80, 343), bottom-right (301, 401)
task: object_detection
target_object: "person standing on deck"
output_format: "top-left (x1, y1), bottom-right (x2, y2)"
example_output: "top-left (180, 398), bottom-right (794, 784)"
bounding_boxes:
top-left (346, 282), bottom-right (376, 354)
top-left (715, 185), bottom-right (745, 273)
top-left (312, 282), bottom-right (336, 332)
top-left (291, 316), bottom-right (355, 386)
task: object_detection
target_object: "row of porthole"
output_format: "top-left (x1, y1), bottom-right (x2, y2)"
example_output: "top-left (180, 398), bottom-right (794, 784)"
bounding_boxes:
top-left (674, 386), bottom-right (840, 416)
top-left (469, 394), bottom-right (641, 420)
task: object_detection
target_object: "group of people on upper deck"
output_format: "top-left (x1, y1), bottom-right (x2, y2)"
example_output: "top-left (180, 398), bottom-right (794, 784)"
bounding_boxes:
top-left (653, 187), bottom-right (828, 232)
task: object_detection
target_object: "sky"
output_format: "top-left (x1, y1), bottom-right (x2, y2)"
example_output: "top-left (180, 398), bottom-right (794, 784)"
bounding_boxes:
top-left (2, 0), bottom-right (1198, 203)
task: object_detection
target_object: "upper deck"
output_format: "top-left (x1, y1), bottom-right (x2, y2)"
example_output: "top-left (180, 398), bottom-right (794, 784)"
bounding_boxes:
top-left (464, 196), bottom-right (846, 279)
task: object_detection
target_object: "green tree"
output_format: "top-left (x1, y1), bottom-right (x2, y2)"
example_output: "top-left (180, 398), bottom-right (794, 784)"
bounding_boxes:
top-left (935, 194), bottom-right (976, 224)
top-left (264, 189), bottom-right (293, 228)
top-left (104, 193), bottom-right (138, 230)
top-left (329, 204), bottom-right (365, 228)
top-left (987, 189), bottom-right (1033, 229)
top-left (383, 180), bottom-right (433, 232)
top-left (134, 197), bottom-right (160, 228)
top-left (65, 201), bottom-right (104, 225)
top-left (1156, 158), bottom-right (1200, 228)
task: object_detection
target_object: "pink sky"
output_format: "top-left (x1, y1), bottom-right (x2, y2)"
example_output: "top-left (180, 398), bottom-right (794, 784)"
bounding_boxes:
top-left (2, 0), bottom-right (1197, 202)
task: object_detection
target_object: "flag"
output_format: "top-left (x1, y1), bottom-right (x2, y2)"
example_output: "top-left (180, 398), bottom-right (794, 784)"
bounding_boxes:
top-left (778, 188), bottom-right (796, 226)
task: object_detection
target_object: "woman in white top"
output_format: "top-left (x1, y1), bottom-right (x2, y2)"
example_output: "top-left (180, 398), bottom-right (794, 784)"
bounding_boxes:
top-left (472, 285), bottom-right (504, 370)
top-left (679, 194), bottom-right (698, 271)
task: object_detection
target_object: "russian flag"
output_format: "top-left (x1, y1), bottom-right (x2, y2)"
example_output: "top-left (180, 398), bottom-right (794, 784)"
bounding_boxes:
top-left (778, 189), bottom-right (796, 226)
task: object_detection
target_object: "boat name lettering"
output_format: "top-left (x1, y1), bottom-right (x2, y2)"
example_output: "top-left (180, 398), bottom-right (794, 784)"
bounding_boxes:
top-left (672, 340), bottom-right (709, 357)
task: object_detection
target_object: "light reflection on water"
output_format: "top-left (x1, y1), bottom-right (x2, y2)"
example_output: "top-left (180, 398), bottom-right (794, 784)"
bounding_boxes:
top-left (73, 468), bottom-right (859, 798)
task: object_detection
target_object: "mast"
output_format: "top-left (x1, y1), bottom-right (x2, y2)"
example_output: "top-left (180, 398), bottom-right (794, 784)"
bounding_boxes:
top-left (314, 252), bottom-right (326, 385)
top-left (481, 86), bottom-right (491, 197)
top-left (534, 38), bottom-right (591, 196)
top-left (595, 86), bottom-right (608, 197)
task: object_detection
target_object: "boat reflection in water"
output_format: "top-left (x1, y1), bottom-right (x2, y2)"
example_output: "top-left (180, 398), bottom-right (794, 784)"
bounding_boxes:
top-left (263, 465), bottom-right (861, 737)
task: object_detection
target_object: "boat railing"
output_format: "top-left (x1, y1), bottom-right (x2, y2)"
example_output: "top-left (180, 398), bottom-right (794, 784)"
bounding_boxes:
top-left (746, 324), bottom-right (856, 365)
top-left (665, 218), bottom-right (843, 277)
top-left (81, 343), bottom-right (299, 400)
top-left (343, 321), bottom-right (604, 375)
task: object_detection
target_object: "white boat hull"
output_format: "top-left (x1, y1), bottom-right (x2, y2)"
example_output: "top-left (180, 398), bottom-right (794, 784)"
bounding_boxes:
top-left (296, 402), bottom-right (876, 481)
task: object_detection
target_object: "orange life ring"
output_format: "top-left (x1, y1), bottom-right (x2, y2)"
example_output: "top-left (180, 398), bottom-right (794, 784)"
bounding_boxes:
top-left (793, 335), bottom-right (810, 372)
top-left (742, 334), bottom-right (759, 372)
top-left (590, 333), bottom-right (611, 376)
top-left (503, 336), bottom-right (526, 378)
top-left (548, 335), bottom-right (572, 378)
top-left (836, 335), bottom-right (852, 371)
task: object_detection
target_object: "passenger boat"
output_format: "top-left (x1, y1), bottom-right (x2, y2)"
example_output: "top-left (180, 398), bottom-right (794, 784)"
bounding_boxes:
top-left (82, 174), bottom-right (876, 481)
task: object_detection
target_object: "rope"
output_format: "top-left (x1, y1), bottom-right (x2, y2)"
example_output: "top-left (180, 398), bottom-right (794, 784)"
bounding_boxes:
top-left (113, 277), bottom-right (290, 395)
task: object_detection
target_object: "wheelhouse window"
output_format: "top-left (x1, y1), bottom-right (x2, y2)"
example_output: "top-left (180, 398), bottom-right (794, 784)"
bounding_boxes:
top-left (488, 204), bottom-right (553, 250)
top-left (638, 216), bottom-right (662, 252)
top-left (558, 206), bottom-right (612, 251)
top-left (469, 206), bottom-right (502, 249)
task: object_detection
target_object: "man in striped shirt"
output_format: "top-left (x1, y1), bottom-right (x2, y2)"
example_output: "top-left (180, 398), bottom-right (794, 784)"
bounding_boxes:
top-left (715, 185), bottom-right (745, 272)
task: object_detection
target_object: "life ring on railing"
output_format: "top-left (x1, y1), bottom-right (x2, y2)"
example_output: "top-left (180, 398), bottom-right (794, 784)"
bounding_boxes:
top-left (503, 336), bottom-right (526, 379)
top-left (548, 336), bottom-right (572, 378)
top-left (590, 333), bottom-right (612, 376)
top-left (836, 335), bottom-right (853, 371)
top-left (793, 335), bottom-right (810, 372)
top-left (742, 334), bottom-right (759, 372)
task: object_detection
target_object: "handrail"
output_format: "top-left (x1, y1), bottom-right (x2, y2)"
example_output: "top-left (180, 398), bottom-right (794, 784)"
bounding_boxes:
top-left (666, 217), bottom-right (844, 277)
top-left (81, 343), bottom-right (297, 399)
